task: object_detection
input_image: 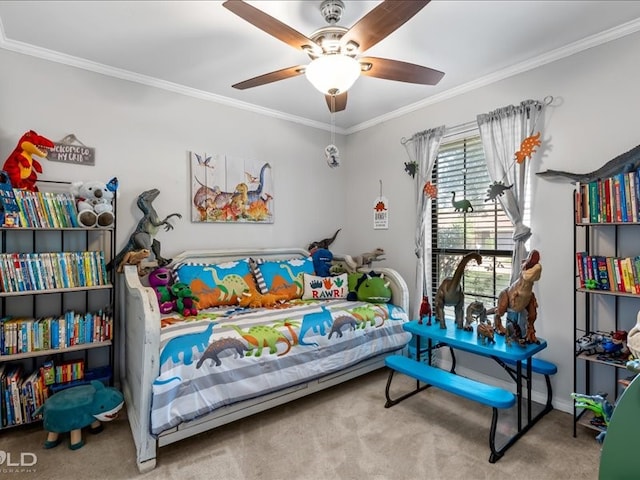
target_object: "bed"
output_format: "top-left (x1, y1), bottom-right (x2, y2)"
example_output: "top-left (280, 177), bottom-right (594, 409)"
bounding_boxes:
top-left (120, 248), bottom-right (411, 472)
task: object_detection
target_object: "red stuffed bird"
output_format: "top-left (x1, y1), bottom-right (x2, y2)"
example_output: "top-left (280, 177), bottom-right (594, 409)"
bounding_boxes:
top-left (2, 130), bottom-right (54, 191)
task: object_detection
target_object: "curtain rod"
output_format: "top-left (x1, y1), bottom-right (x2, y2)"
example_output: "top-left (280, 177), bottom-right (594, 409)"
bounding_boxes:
top-left (401, 120), bottom-right (477, 145)
top-left (400, 96), bottom-right (553, 146)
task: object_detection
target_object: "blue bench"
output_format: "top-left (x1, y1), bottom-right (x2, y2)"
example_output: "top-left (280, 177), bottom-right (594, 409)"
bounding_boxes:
top-left (500, 356), bottom-right (557, 375)
top-left (385, 355), bottom-right (516, 409)
top-left (384, 354), bottom-right (517, 462)
top-left (498, 356), bottom-right (557, 409)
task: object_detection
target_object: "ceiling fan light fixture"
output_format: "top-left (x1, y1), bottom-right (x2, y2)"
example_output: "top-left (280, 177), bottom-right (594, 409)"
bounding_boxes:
top-left (305, 54), bottom-right (360, 95)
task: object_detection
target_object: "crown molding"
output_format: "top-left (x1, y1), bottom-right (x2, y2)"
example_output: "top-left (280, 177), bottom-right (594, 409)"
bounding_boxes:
top-left (2, 15), bottom-right (640, 136)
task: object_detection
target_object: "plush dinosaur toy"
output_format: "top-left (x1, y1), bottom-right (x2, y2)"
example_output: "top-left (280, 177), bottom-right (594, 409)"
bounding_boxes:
top-left (2, 130), bottom-right (54, 191)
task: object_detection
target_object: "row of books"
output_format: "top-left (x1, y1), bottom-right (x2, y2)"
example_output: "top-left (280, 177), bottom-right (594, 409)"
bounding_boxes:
top-left (576, 252), bottom-right (640, 293)
top-left (575, 170), bottom-right (640, 224)
top-left (0, 310), bottom-right (113, 356)
top-left (0, 364), bottom-right (49, 427)
top-left (53, 359), bottom-right (84, 385)
top-left (11, 189), bottom-right (80, 228)
top-left (0, 251), bottom-right (108, 293)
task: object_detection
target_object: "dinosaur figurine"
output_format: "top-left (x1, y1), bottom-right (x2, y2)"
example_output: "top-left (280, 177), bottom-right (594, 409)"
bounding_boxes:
top-left (2, 130), bottom-right (54, 191)
top-left (571, 392), bottom-right (614, 443)
top-left (308, 228), bottom-right (341, 252)
top-left (111, 188), bottom-right (182, 270)
top-left (418, 295), bottom-right (433, 325)
top-left (333, 248), bottom-right (386, 274)
top-left (434, 252), bottom-right (482, 329)
top-left (451, 191), bottom-right (473, 213)
top-left (492, 249), bottom-right (542, 344)
top-left (537, 142), bottom-right (640, 184)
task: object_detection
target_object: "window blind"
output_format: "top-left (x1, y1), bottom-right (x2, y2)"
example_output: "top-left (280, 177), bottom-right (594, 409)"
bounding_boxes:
top-left (431, 133), bottom-right (513, 305)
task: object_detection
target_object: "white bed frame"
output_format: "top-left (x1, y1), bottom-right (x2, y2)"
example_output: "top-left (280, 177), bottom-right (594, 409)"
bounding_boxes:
top-left (119, 248), bottom-right (409, 472)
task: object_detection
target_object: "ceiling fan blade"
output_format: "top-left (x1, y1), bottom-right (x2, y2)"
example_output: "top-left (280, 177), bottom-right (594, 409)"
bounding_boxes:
top-left (359, 57), bottom-right (444, 85)
top-left (232, 65), bottom-right (305, 90)
top-left (325, 92), bottom-right (347, 113)
top-left (340, 0), bottom-right (430, 53)
top-left (223, 0), bottom-right (318, 53)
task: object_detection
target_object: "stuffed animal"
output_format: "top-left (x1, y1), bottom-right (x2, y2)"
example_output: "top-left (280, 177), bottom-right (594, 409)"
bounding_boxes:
top-left (2, 130), bottom-right (54, 191)
top-left (347, 271), bottom-right (392, 303)
top-left (311, 248), bottom-right (333, 277)
top-left (34, 380), bottom-right (124, 450)
top-left (171, 282), bottom-right (199, 317)
top-left (70, 178), bottom-right (117, 227)
top-left (148, 267), bottom-right (175, 314)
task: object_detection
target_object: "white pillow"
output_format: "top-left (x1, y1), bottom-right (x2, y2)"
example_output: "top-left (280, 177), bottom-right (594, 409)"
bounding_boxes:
top-left (302, 273), bottom-right (348, 300)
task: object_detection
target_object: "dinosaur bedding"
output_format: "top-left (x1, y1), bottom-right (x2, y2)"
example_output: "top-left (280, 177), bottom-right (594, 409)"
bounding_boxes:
top-left (151, 298), bottom-right (411, 435)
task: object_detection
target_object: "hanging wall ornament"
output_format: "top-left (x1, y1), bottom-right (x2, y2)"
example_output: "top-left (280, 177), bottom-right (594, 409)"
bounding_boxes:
top-left (515, 132), bottom-right (542, 164)
top-left (484, 181), bottom-right (513, 202)
top-left (325, 95), bottom-right (341, 168)
top-left (423, 181), bottom-right (437, 199)
top-left (404, 161), bottom-right (418, 178)
top-left (325, 144), bottom-right (340, 168)
top-left (451, 191), bottom-right (473, 213)
top-left (373, 180), bottom-right (389, 229)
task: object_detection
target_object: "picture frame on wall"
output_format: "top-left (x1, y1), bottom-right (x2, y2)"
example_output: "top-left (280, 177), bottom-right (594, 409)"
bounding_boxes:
top-left (190, 152), bottom-right (274, 224)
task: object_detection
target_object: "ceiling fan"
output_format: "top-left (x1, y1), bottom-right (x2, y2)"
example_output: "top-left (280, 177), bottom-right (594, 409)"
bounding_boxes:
top-left (222, 0), bottom-right (445, 113)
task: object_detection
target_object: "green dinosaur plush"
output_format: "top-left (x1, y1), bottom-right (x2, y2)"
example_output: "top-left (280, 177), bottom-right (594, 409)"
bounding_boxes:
top-left (171, 282), bottom-right (199, 316)
top-left (34, 380), bottom-right (124, 450)
top-left (347, 271), bottom-right (392, 303)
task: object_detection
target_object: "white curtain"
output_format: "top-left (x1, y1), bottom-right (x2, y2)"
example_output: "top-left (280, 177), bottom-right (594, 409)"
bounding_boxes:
top-left (404, 125), bottom-right (446, 319)
top-left (477, 100), bottom-right (544, 283)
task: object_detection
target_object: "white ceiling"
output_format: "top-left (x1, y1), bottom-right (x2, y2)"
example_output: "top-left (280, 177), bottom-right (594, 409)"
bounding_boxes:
top-left (2, 1), bottom-right (640, 132)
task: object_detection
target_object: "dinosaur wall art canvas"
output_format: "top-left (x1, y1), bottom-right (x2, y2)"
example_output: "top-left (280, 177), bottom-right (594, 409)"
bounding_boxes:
top-left (190, 152), bottom-right (274, 224)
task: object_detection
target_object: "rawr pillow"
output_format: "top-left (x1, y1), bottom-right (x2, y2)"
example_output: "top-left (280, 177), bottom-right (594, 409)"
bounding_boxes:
top-left (302, 273), bottom-right (348, 300)
top-left (173, 259), bottom-right (258, 309)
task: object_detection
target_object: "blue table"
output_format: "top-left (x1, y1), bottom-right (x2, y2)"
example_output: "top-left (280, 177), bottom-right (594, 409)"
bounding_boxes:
top-left (385, 318), bottom-right (554, 462)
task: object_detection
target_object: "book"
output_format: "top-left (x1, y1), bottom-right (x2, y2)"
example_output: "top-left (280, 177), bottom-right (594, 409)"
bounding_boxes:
top-left (0, 172), bottom-right (21, 227)
top-left (580, 183), bottom-right (589, 223)
top-left (588, 181), bottom-right (599, 223)
top-left (621, 257), bottom-right (635, 293)
top-left (628, 171), bottom-right (638, 223)
top-left (576, 251), bottom-right (586, 288)
top-left (613, 176), bottom-right (622, 222)
top-left (595, 256), bottom-right (611, 291)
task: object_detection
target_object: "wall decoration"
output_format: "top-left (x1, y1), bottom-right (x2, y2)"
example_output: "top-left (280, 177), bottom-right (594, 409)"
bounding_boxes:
top-left (373, 196), bottom-right (389, 229)
top-left (49, 134), bottom-right (95, 166)
top-left (190, 152), bottom-right (273, 223)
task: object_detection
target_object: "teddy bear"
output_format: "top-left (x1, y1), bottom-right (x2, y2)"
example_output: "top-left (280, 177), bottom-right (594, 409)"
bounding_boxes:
top-left (70, 178), bottom-right (117, 228)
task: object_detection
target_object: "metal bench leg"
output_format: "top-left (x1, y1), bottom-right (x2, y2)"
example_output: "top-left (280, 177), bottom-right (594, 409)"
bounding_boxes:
top-left (488, 407), bottom-right (503, 463)
top-left (384, 368), bottom-right (431, 408)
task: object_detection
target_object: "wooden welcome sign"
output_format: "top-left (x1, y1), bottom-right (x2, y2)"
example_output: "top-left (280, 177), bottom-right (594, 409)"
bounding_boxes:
top-left (48, 134), bottom-right (95, 166)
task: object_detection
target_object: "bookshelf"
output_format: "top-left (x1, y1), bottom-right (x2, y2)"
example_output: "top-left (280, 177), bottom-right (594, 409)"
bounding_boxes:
top-left (573, 183), bottom-right (640, 438)
top-left (0, 180), bottom-right (116, 429)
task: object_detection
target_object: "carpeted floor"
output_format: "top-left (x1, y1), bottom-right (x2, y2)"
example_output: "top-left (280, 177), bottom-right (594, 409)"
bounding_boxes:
top-left (0, 369), bottom-right (602, 480)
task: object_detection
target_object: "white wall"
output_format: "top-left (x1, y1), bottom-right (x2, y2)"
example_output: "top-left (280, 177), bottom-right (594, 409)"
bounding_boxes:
top-left (0, 48), bottom-right (349, 258)
top-left (345, 31), bottom-right (640, 411)
top-left (2, 29), bottom-right (640, 413)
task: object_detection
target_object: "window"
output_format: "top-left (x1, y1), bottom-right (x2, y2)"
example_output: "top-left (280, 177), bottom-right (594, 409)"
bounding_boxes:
top-left (430, 132), bottom-right (514, 313)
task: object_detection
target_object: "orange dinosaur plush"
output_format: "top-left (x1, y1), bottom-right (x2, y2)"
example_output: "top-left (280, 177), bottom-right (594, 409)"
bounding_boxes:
top-left (2, 130), bottom-right (54, 191)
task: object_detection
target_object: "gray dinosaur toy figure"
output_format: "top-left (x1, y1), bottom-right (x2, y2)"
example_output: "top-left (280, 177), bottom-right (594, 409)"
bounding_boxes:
top-left (111, 188), bottom-right (182, 270)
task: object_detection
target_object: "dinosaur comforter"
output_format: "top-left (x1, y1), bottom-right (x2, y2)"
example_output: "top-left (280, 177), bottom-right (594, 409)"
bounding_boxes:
top-left (151, 298), bottom-right (411, 435)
